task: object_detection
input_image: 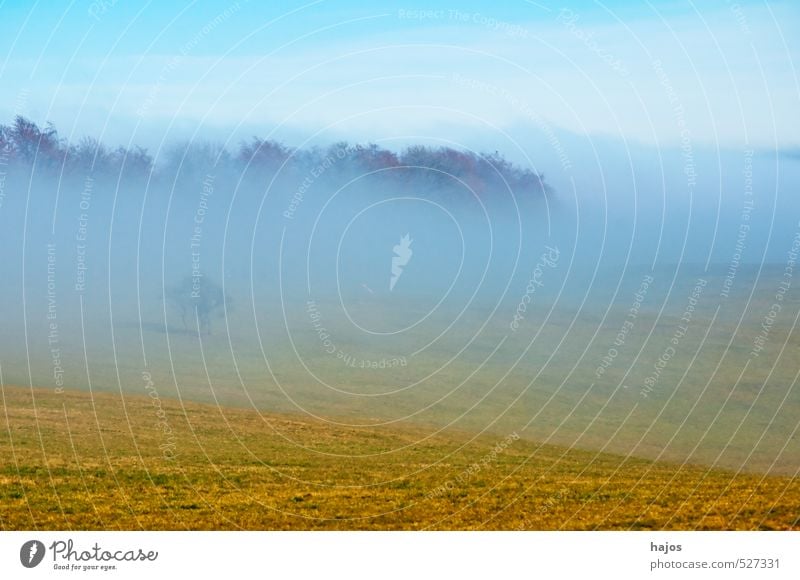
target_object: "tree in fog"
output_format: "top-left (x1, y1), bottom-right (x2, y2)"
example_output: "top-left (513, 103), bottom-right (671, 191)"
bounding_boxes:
top-left (165, 276), bottom-right (229, 335)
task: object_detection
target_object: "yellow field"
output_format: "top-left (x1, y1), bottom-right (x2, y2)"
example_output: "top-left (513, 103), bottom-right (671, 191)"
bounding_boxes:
top-left (1, 385), bottom-right (798, 530)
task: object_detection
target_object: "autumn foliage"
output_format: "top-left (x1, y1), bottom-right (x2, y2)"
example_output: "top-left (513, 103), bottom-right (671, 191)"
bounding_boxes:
top-left (1, 116), bottom-right (549, 199)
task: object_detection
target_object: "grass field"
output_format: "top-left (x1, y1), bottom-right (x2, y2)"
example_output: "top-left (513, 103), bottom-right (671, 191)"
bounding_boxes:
top-left (8, 269), bottom-right (800, 473)
top-left (2, 384), bottom-right (798, 530)
top-left (2, 266), bottom-right (799, 530)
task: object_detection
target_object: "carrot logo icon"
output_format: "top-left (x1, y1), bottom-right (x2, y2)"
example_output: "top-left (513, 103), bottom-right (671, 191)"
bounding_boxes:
top-left (390, 234), bottom-right (413, 291)
top-left (20, 540), bottom-right (45, 568)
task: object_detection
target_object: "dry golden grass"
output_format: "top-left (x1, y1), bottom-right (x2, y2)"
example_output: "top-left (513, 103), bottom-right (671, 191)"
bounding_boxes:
top-left (1, 385), bottom-right (798, 530)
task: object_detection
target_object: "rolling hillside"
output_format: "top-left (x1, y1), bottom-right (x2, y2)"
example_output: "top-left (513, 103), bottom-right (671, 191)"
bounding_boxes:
top-left (1, 385), bottom-right (798, 530)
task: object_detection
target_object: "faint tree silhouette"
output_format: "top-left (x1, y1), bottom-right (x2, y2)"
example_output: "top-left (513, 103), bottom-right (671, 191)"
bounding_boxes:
top-left (165, 276), bottom-right (230, 335)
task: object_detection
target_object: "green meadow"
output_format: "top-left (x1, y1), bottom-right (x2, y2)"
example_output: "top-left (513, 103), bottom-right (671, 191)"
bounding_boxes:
top-left (2, 267), bottom-right (799, 529)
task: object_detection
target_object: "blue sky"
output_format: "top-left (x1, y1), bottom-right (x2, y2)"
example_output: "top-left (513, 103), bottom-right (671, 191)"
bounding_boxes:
top-left (0, 0), bottom-right (797, 153)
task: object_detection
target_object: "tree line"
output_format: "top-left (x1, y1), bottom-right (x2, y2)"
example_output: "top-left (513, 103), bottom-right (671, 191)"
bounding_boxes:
top-left (0, 116), bottom-right (549, 197)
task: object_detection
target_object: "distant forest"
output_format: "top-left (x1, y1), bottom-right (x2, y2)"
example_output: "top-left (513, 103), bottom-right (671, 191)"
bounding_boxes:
top-left (0, 116), bottom-right (550, 198)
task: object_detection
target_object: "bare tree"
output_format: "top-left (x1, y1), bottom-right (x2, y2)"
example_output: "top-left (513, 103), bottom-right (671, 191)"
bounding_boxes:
top-left (165, 276), bottom-right (229, 335)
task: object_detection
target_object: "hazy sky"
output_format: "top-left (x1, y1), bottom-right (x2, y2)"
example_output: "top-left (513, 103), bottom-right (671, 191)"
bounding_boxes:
top-left (0, 0), bottom-right (797, 152)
